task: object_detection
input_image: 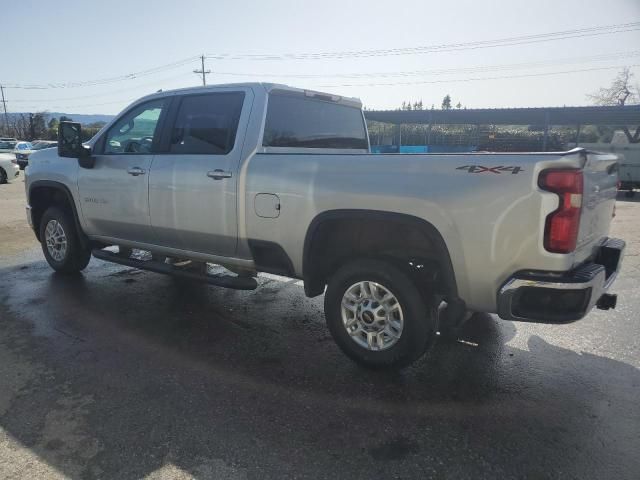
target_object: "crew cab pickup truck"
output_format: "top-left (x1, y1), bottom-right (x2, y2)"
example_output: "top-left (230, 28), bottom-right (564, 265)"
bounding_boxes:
top-left (24, 83), bottom-right (625, 368)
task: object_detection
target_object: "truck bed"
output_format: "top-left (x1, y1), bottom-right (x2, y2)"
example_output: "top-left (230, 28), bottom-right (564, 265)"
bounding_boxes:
top-left (244, 148), bottom-right (618, 312)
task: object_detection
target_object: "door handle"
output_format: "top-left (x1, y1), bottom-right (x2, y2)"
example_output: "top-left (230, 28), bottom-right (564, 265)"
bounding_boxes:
top-left (127, 167), bottom-right (146, 176)
top-left (207, 169), bottom-right (232, 180)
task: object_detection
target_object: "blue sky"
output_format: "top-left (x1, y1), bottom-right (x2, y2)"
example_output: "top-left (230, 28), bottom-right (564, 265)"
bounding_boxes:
top-left (4, 0), bottom-right (640, 114)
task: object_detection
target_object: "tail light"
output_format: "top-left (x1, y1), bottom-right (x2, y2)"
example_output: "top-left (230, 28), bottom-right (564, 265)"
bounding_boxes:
top-left (539, 169), bottom-right (583, 253)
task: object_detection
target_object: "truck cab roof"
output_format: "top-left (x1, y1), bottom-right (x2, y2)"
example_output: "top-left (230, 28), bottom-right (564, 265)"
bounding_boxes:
top-left (135, 82), bottom-right (363, 109)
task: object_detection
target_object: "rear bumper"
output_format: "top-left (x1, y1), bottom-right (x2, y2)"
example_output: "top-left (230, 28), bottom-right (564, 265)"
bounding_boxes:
top-left (497, 238), bottom-right (625, 323)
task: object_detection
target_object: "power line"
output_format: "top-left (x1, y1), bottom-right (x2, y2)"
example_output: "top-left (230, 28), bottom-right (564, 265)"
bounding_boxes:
top-left (9, 72), bottom-right (194, 103)
top-left (3, 21), bottom-right (638, 92)
top-left (205, 22), bottom-right (640, 61)
top-left (9, 50), bottom-right (639, 105)
top-left (193, 55), bottom-right (211, 86)
top-left (12, 97), bottom-right (140, 112)
top-left (210, 50), bottom-right (640, 79)
top-left (3, 21), bottom-right (638, 112)
top-left (316, 64), bottom-right (640, 88)
top-left (11, 51), bottom-right (639, 107)
top-left (3, 56), bottom-right (200, 90)
top-left (14, 64), bottom-right (638, 113)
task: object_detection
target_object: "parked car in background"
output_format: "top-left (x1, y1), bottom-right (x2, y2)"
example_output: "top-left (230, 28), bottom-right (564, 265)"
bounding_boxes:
top-left (0, 138), bottom-right (18, 153)
top-left (14, 141), bottom-right (33, 153)
top-left (17, 140), bottom-right (56, 169)
top-left (13, 141), bottom-right (33, 170)
top-left (573, 134), bottom-right (640, 198)
top-left (0, 152), bottom-right (20, 183)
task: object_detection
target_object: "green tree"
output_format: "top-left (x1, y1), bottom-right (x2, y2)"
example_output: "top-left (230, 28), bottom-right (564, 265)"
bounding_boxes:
top-left (46, 117), bottom-right (60, 140)
top-left (441, 95), bottom-right (452, 110)
top-left (28, 113), bottom-right (47, 140)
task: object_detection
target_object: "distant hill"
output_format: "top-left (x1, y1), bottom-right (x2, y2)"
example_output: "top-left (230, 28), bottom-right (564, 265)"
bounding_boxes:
top-left (6, 112), bottom-right (115, 125)
top-left (46, 112), bottom-right (115, 125)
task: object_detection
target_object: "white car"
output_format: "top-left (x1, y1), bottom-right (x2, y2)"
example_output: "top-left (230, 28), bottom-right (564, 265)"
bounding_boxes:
top-left (0, 152), bottom-right (20, 184)
top-left (14, 141), bottom-right (33, 157)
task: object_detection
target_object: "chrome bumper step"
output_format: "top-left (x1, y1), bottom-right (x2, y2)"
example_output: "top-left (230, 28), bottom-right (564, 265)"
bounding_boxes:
top-left (497, 237), bottom-right (625, 323)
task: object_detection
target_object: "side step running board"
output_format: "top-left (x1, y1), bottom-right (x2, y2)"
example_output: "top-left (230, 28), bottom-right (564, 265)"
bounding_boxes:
top-left (92, 249), bottom-right (258, 290)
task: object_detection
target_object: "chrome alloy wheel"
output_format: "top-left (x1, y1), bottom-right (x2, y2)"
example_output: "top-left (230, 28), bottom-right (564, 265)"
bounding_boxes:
top-left (45, 219), bottom-right (68, 262)
top-left (340, 281), bottom-right (404, 351)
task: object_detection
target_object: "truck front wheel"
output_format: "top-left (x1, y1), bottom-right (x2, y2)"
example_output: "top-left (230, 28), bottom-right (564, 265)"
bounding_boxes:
top-left (324, 259), bottom-right (437, 369)
top-left (39, 206), bottom-right (91, 273)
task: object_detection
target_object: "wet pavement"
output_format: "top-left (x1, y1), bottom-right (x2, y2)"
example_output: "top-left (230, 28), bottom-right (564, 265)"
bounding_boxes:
top-left (0, 193), bottom-right (639, 479)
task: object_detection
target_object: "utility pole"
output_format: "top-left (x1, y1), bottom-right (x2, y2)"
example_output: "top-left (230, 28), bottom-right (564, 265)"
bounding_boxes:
top-left (193, 55), bottom-right (211, 86)
top-left (0, 85), bottom-right (9, 136)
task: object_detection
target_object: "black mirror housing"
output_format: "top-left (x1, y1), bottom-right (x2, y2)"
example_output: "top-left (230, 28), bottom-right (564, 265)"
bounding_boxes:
top-left (58, 121), bottom-right (84, 158)
top-left (58, 121), bottom-right (94, 168)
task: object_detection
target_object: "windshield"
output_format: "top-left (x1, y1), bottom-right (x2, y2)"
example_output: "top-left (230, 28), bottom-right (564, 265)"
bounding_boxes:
top-left (32, 142), bottom-right (56, 150)
top-left (16, 142), bottom-right (33, 150)
top-left (0, 141), bottom-right (17, 150)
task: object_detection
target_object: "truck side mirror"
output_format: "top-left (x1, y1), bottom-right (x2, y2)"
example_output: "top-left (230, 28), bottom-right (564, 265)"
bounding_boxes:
top-left (58, 121), bottom-right (94, 168)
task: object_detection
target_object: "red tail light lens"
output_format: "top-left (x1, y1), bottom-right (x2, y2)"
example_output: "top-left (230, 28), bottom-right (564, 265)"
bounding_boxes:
top-left (539, 169), bottom-right (583, 253)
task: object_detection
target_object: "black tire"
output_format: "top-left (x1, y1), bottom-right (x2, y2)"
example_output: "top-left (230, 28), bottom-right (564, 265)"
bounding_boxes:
top-left (0, 168), bottom-right (7, 184)
top-left (39, 206), bottom-right (91, 273)
top-left (324, 259), bottom-right (437, 369)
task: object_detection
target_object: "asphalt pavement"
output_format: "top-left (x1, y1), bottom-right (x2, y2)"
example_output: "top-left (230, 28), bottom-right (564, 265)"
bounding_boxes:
top-left (0, 178), bottom-right (639, 479)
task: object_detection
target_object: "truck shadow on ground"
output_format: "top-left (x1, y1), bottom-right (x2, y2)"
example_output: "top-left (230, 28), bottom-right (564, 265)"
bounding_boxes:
top-left (1, 260), bottom-right (639, 478)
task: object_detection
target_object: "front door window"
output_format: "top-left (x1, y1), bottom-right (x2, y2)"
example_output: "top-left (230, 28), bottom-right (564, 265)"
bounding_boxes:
top-left (104, 99), bottom-right (166, 154)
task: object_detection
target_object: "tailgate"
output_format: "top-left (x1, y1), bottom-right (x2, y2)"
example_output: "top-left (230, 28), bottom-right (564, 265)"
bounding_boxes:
top-left (576, 151), bottom-right (618, 259)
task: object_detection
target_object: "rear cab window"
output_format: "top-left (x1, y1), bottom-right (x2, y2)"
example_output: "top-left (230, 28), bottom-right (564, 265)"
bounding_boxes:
top-left (263, 91), bottom-right (368, 151)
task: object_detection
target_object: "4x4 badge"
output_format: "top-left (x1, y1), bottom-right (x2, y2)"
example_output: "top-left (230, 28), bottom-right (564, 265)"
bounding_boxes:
top-left (456, 165), bottom-right (524, 174)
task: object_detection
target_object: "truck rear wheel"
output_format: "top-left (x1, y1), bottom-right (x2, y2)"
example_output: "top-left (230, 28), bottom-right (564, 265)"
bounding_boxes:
top-left (39, 206), bottom-right (91, 273)
top-left (324, 259), bottom-right (437, 369)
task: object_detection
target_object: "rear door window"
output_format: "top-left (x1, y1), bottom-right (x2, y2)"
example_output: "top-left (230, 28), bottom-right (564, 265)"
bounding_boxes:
top-left (169, 92), bottom-right (245, 155)
top-left (263, 93), bottom-right (368, 149)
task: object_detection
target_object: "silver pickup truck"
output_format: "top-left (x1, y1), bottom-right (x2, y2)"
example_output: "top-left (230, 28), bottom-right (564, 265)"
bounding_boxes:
top-left (25, 83), bottom-right (625, 368)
